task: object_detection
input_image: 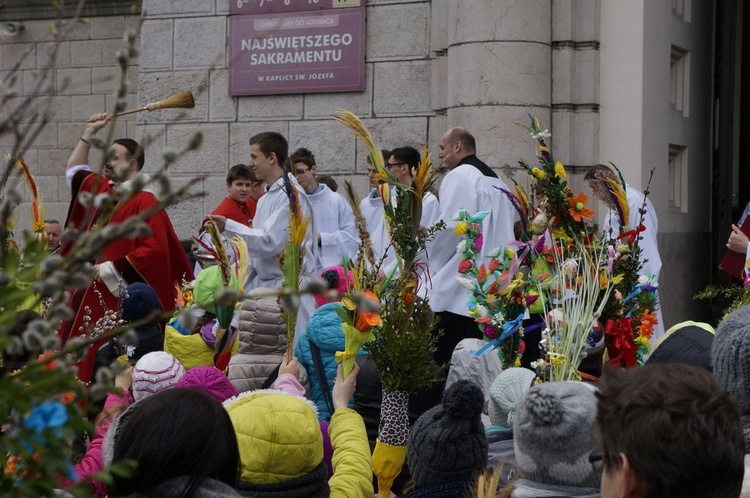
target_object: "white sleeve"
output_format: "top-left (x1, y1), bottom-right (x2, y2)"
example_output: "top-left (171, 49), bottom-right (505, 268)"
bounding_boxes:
top-left (319, 195), bottom-right (361, 263)
top-left (428, 172), bottom-right (464, 271)
top-left (225, 200), bottom-right (289, 259)
top-left (66, 164), bottom-right (92, 187)
top-left (420, 192), bottom-right (441, 228)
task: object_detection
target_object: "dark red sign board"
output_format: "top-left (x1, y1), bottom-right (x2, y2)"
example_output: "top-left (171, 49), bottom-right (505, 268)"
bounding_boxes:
top-left (229, 9), bottom-right (365, 96)
top-left (232, 0), bottom-right (362, 15)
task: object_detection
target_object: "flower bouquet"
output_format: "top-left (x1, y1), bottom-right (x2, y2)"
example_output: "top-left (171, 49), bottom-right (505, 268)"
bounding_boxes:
top-left (454, 208), bottom-right (536, 367)
top-left (334, 109), bottom-right (443, 497)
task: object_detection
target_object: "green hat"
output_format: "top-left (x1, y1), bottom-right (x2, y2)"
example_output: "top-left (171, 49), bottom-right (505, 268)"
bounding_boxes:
top-left (194, 266), bottom-right (238, 315)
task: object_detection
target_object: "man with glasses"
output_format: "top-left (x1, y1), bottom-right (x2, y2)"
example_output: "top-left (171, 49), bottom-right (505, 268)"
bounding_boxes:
top-left (377, 146), bottom-right (441, 275)
top-left (290, 147), bottom-right (359, 269)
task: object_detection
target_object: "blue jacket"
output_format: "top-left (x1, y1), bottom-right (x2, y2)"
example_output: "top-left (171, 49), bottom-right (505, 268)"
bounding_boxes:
top-left (295, 302), bottom-right (345, 421)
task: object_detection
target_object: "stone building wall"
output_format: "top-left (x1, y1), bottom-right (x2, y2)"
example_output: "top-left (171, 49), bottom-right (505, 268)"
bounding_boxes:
top-left (1, 14), bottom-right (140, 231)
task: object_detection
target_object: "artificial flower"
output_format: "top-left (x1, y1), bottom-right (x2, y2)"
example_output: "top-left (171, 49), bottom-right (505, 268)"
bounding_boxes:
top-left (474, 234), bottom-right (483, 251)
top-left (354, 291), bottom-right (381, 331)
top-left (458, 260), bottom-right (473, 273)
top-left (488, 258), bottom-right (500, 272)
top-left (341, 296), bottom-right (356, 311)
top-left (636, 310), bottom-right (658, 340)
top-left (568, 192), bottom-right (595, 222)
top-left (554, 161), bottom-right (567, 178)
top-left (531, 167), bottom-right (546, 181)
top-left (454, 221), bottom-right (469, 235)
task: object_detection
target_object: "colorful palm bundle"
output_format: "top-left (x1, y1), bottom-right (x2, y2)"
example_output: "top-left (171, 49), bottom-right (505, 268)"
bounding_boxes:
top-left (342, 180), bottom-right (375, 266)
top-left (532, 239), bottom-right (615, 381)
top-left (454, 209), bottom-right (534, 366)
top-left (519, 116), bottom-right (595, 242)
top-left (332, 109), bottom-right (394, 219)
top-left (588, 163), bottom-right (630, 229)
top-left (334, 266), bottom-right (382, 378)
top-left (280, 172), bottom-right (311, 358)
top-left (11, 156), bottom-right (45, 237)
top-left (335, 110), bottom-right (443, 498)
top-left (193, 221), bottom-right (247, 370)
top-left (498, 178), bottom-right (533, 235)
top-left (594, 168), bottom-right (658, 366)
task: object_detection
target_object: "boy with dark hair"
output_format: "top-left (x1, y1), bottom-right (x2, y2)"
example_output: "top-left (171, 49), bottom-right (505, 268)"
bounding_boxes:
top-left (209, 132), bottom-right (317, 338)
top-left (291, 147), bottom-right (358, 269)
top-left (210, 164), bottom-right (266, 227)
top-left (596, 363), bottom-right (744, 498)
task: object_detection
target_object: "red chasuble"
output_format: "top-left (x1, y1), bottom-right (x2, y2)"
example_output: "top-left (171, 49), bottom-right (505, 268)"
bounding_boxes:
top-left (59, 190), bottom-right (194, 383)
top-left (210, 196), bottom-right (257, 227)
top-left (61, 170), bottom-right (112, 256)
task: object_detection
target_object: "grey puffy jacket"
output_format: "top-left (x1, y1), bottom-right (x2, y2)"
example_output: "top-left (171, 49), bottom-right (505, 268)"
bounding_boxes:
top-left (227, 288), bottom-right (309, 393)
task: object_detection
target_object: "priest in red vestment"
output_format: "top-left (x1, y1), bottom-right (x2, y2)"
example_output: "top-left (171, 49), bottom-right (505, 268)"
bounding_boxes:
top-left (59, 113), bottom-right (193, 383)
top-left (209, 163), bottom-right (266, 227)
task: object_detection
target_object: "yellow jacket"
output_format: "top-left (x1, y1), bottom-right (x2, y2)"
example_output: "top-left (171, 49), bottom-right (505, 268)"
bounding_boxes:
top-left (225, 390), bottom-right (373, 497)
top-left (328, 408), bottom-right (374, 498)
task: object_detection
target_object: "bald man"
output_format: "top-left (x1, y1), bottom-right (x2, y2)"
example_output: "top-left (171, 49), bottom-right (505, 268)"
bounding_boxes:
top-left (427, 127), bottom-right (515, 367)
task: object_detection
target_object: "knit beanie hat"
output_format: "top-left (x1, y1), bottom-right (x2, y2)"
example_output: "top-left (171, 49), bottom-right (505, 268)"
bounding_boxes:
top-left (646, 324), bottom-right (714, 372)
top-left (488, 367), bottom-right (536, 427)
top-left (132, 352), bottom-right (185, 402)
top-left (121, 282), bottom-right (161, 323)
top-left (407, 380), bottom-right (488, 488)
top-left (175, 366), bottom-right (238, 403)
top-left (513, 381), bottom-right (600, 488)
top-left (314, 266), bottom-right (354, 308)
top-left (713, 305), bottom-right (750, 447)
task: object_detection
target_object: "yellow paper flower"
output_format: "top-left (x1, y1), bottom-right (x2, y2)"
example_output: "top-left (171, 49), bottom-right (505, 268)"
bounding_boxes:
top-left (33, 220), bottom-right (46, 233)
top-left (341, 296), bottom-right (356, 311)
top-left (554, 161), bottom-right (567, 178)
top-left (454, 221), bottom-right (469, 235)
top-left (531, 167), bottom-right (546, 180)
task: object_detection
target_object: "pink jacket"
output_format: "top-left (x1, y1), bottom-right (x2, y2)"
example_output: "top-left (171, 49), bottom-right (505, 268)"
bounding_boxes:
top-left (62, 389), bottom-right (134, 497)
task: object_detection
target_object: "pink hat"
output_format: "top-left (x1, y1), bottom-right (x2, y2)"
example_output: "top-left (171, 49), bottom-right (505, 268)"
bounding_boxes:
top-left (132, 352), bottom-right (185, 402)
top-left (315, 266), bottom-right (354, 308)
top-left (175, 366), bottom-right (239, 403)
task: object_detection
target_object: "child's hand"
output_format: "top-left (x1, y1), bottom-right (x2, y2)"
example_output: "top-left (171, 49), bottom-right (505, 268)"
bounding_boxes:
top-left (278, 353), bottom-right (300, 379)
top-left (332, 363), bottom-right (358, 410)
top-left (115, 365), bottom-right (133, 392)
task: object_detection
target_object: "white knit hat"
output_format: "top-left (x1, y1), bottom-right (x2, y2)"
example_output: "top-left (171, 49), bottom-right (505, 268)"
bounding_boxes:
top-left (488, 367), bottom-right (536, 427)
top-left (132, 351), bottom-right (185, 401)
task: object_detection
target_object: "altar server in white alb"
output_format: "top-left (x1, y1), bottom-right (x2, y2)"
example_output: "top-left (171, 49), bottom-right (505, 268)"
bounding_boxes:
top-left (376, 146), bottom-right (441, 276)
top-left (585, 164), bottom-right (664, 341)
top-left (427, 127), bottom-right (515, 367)
top-left (291, 147), bottom-right (360, 269)
top-left (209, 132), bottom-right (317, 337)
top-left (359, 149), bottom-right (390, 262)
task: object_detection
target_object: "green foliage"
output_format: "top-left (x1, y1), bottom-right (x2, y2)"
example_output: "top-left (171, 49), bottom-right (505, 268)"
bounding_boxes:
top-left (364, 283), bottom-right (442, 393)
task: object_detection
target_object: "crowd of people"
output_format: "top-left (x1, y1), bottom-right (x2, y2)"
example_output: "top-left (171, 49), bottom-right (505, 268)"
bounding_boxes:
top-left (24, 112), bottom-right (749, 497)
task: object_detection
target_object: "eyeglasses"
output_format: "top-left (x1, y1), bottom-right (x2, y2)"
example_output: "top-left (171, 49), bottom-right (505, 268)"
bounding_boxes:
top-left (294, 167), bottom-right (311, 175)
top-left (387, 162), bottom-right (406, 168)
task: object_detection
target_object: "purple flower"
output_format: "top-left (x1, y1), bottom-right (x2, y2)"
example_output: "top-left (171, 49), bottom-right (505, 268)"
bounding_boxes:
top-left (474, 234), bottom-right (483, 252)
top-left (484, 324), bottom-right (497, 339)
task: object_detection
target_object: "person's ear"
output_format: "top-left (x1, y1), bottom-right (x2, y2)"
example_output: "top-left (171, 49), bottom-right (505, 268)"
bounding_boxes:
top-left (619, 454), bottom-right (640, 498)
top-left (268, 152), bottom-right (277, 166)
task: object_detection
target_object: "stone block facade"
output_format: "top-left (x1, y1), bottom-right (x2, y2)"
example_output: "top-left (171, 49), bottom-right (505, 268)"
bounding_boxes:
top-left (2, 0), bottom-right (714, 330)
top-left (1, 14), bottom-right (139, 233)
top-left (5, 0), bottom-right (601, 242)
